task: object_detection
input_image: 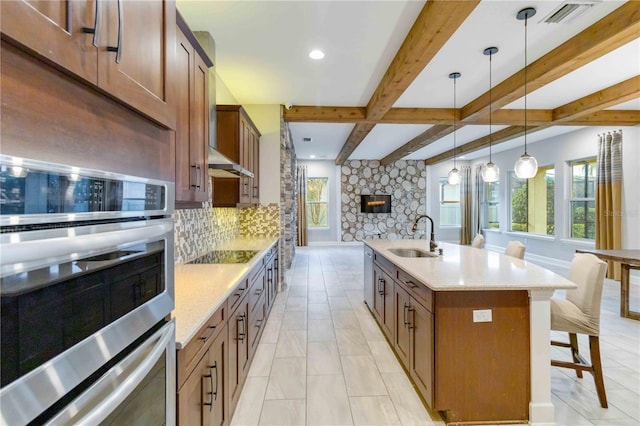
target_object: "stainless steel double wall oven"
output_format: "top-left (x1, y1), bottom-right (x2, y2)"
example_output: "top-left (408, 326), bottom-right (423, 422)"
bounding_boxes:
top-left (0, 155), bottom-right (176, 425)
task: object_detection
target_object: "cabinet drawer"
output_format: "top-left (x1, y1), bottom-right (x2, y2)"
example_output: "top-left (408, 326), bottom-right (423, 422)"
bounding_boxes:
top-left (227, 279), bottom-right (249, 313)
top-left (249, 277), bottom-right (265, 316)
top-left (177, 303), bottom-right (226, 390)
top-left (265, 245), bottom-right (277, 264)
top-left (397, 270), bottom-right (433, 312)
top-left (374, 252), bottom-right (396, 278)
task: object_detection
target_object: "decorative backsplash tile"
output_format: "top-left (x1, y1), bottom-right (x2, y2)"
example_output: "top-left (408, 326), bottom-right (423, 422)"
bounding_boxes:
top-left (239, 204), bottom-right (280, 238)
top-left (341, 159), bottom-right (426, 241)
top-left (173, 204), bottom-right (239, 264)
top-left (174, 203), bottom-right (281, 264)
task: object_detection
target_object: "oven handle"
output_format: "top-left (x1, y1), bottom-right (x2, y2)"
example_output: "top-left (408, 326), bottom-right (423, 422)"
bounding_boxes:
top-left (45, 320), bottom-right (175, 426)
top-left (1, 220), bottom-right (172, 269)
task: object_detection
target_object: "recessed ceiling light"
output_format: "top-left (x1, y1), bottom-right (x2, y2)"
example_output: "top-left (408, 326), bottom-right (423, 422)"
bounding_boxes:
top-left (309, 49), bottom-right (325, 60)
top-left (309, 155), bottom-right (316, 159)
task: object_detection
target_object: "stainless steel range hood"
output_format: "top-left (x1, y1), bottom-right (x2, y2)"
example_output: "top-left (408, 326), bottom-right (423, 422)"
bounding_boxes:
top-left (208, 148), bottom-right (254, 178)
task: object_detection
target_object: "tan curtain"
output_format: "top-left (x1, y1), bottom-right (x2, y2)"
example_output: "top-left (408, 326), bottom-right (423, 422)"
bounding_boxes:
top-left (460, 166), bottom-right (472, 245)
top-left (296, 165), bottom-right (308, 246)
top-left (596, 131), bottom-right (623, 280)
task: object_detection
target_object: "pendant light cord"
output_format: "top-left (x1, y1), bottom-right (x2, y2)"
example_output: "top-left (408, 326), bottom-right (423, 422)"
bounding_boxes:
top-left (489, 51), bottom-right (493, 162)
top-left (523, 13), bottom-right (528, 155)
top-left (453, 76), bottom-right (457, 169)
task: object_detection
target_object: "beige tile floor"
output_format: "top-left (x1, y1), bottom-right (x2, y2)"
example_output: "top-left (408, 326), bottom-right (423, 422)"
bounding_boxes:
top-left (230, 246), bottom-right (640, 426)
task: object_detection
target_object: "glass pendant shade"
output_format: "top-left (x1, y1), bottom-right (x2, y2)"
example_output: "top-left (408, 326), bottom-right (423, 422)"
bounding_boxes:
top-left (514, 153), bottom-right (538, 179)
top-left (447, 167), bottom-right (461, 185)
top-left (481, 162), bottom-right (500, 182)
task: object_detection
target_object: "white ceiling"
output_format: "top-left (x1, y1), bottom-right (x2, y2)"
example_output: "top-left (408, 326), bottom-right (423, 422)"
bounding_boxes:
top-left (177, 0), bottom-right (639, 163)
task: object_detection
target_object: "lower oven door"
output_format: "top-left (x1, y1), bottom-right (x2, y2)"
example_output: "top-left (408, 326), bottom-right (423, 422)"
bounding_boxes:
top-left (46, 320), bottom-right (176, 426)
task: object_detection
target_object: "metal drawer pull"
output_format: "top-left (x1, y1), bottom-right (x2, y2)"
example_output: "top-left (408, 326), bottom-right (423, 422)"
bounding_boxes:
top-left (82, 0), bottom-right (102, 47)
top-left (238, 314), bottom-right (246, 341)
top-left (203, 367), bottom-right (214, 411)
top-left (106, 0), bottom-right (123, 63)
top-left (407, 307), bottom-right (414, 329)
top-left (255, 288), bottom-right (263, 296)
top-left (405, 280), bottom-right (418, 288)
top-left (378, 279), bottom-right (386, 295)
top-left (403, 303), bottom-right (410, 328)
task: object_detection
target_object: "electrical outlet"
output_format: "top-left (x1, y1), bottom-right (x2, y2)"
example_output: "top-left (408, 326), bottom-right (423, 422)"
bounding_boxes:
top-left (473, 309), bottom-right (492, 323)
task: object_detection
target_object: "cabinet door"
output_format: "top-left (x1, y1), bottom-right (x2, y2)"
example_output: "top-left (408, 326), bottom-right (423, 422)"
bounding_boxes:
top-left (409, 299), bottom-right (434, 407)
top-left (382, 272), bottom-right (395, 340)
top-left (372, 265), bottom-right (384, 323)
top-left (250, 129), bottom-right (260, 204)
top-left (175, 25), bottom-right (208, 205)
top-left (394, 285), bottom-right (411, 366)
top-left (0, 0), bottom-right (98, 83)
top-left (177, 349), bottom-right (209, 426)
top-left (228, 300), bottom-right (249, 414)
top-left (206, 329), bottom-right (228, 426)
top-left (99, 0), bottom-right (176, 129)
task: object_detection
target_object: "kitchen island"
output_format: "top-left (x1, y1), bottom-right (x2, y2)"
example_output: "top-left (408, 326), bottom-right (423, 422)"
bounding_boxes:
top-left (364, 240), bottom-right (576, 425)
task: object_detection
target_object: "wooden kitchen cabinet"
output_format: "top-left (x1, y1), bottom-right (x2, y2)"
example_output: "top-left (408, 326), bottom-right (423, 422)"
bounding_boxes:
top-left (206, 329), bottom-right (229, 426)
top-left (175, 14), bottom-right (211, 207)
top-left (393, 285), bottom-right (411, 367)
top-left (213, 105), bottom-right (261, 207)
top-left (228, 296), bottom-right (250, 415)
top-left (177, 349), bottom-right (210, 426)
top-left (265, 244), bottom-right (278, 312)
top-left (372, 264), bottom-right (394, 340)
top-left (1, 0), bottom-right (176, 129)
top-left (408, 296), bottom-right (434, 407)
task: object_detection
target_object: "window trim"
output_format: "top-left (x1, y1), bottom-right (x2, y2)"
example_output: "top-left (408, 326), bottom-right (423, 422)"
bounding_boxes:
top-left (483, 181), bottom-right (500, 230)
top-left (306, 176), bottom-right (329, 229)
top-left (568, 157), bottom-right (596, 241)
top-left (508, 166), bottom-right (556, 236)
top-left (439, 177), bottom-right (461, 227)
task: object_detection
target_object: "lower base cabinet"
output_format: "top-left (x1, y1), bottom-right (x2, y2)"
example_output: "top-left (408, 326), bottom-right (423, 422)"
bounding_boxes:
top-left (177, 242), bottom-right (279, 426)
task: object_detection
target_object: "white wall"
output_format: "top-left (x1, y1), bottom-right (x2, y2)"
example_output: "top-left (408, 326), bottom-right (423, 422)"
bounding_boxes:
top-left (298, 160), bottom-right (340, 243)
top-left (242, 105), bottom-right (281, 204)
top-left (215, 73), bottom-right (238, 104)
top-left (452, 126), bottom-right (639, 267)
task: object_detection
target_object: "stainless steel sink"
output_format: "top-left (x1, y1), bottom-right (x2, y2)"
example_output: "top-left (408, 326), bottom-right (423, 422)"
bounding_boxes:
top-left (388, 248), bottom-right (437, 258)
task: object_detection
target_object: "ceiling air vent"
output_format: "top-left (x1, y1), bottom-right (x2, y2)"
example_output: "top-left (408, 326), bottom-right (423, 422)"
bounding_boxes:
top-left (303, 137), bottom-right (313, 143)
top-left (541, 1), bottom-right (600, 24)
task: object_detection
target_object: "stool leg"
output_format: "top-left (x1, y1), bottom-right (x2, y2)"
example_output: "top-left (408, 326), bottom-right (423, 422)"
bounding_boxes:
top-left (589, 335), bottom-right (608, 408)
top-left (569, 333), bottom-right (583, 378)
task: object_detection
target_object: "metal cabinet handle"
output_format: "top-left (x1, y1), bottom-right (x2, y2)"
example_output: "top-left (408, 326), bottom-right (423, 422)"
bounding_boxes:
top-left (210, 361), bottom-right (218, 401)
top-left (407, 307), bottom-right (414, 329)
top-left (82, 0), bottom-right (102, 47)
top-left (106, 0), bottom-right (123, 63)
top-left (378, 278), bottom-right (385, 296)
top-left (238, 314), bottom-right (246, 341)
top-left (403, 303), bottom-right (409, 328)
top-left (203, 366), bottom-right (214, 411)
top-left (255, 288), bottom-right (263, 296)
top-left (405, 280), bottom-right (418, 289)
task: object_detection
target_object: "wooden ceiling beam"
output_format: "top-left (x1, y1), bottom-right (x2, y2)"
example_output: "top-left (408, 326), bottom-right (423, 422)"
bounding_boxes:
top-left (334, 0), bottom-right (480, 164)
top-left (552, 76), bottom-right (640, 122)
top-left (283, 106), bottom-right (366, 123)
top-left (564, 110), bottom-right (640, 126)
top-left (460, 2), bottom-right (640, 123)
top-left (424, 126), bottom-right (536, 166)
top-left (381, 124), bottom-right (456, 166)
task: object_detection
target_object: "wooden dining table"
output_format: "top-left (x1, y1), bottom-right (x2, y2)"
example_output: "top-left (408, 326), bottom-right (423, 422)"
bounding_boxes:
top-left (576, 249), bottom-right (640, 320)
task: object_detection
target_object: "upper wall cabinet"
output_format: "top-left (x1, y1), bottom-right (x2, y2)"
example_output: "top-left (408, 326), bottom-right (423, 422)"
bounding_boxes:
top-left (0, 0), bottom-right (176, 130)
top-left (175, 13), bottom-right (211, 208)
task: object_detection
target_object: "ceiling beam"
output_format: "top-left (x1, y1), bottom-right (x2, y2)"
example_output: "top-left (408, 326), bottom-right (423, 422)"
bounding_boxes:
top-left (284, 106), bottom-right (366, 123)
top-left (564, 110), bottom-right (640, 126)
top-left (552, 75), bottom-right (640, 122)
top-left (460, 1), bottom-right (640, 123)
top-left (381, 125), bottom-right (456, 165)
top-left (424, 126), bottom-right (536, 166)
top-left (334, 0), bottom-right (480, 164)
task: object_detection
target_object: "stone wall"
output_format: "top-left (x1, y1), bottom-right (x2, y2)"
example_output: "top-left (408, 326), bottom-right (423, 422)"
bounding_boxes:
top-left (341, 160), bottom-right (426, 241)
top-left (279, 107), bottom-right (296, 269)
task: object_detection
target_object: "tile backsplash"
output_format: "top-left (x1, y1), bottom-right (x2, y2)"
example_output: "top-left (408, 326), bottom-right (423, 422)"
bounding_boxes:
top-left (174, 203), bottom-right (281, 264)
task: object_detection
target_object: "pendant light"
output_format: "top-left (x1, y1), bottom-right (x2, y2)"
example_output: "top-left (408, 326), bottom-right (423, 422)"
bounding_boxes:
top-left (481, 46), bottom-right (500, 183)
top-left (447, 72), bottom-right (461, 186)
top-left (514, 7), bottom-right (538, 179)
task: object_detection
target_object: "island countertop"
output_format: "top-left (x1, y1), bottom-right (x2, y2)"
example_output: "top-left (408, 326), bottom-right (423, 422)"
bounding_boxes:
top-left (364, 239), bottom-right (576, 292)
top-left (172, 237), bottom-right (279, 349)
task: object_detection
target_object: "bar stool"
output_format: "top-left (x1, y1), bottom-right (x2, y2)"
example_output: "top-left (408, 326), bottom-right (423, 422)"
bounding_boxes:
top-left (550, 253), bottom-right (608, 408)
top-left (471, 234), bottom-right (484, 249)
top-left (504, 241), bottom-right (525, 259)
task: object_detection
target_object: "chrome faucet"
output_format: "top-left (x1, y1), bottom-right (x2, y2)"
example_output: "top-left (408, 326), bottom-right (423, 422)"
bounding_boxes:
top-left (412, 215), bottom-right (438, 252)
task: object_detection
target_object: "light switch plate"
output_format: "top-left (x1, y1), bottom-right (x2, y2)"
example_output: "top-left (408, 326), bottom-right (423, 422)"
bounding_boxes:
top-left (473, 309), bottom-right (492, 323)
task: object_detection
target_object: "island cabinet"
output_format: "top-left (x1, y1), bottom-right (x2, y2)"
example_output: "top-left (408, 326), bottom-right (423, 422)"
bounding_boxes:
top-left (372, 254), bottom-right (395, 341)
top-left (264, 244), bottom-right (279, 312)
top-left (1, 0), bottom-right (176, 129)
top-left (368, 249), bottom-right (530, 424)
top-left (213, 105), bottom-right (261, 207)
top-left (175, 14), bottom-right (211, 207)
top-left (177, 303), bottom-right (228, 426)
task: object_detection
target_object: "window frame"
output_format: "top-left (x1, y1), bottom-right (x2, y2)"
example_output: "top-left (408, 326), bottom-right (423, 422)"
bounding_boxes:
top-left (439, 177), bottom-right (461, 227)
top-left (568, 157), bottom-right (596, 240)
top-left (508, 166), bottom-right (555, 236)
top-left (484, 181), bottom-right (500, 230)
top-left (306, 176), bottom-right (329, 229)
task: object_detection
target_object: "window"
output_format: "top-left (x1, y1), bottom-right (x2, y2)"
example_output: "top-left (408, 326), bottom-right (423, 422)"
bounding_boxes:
top-left (439, 178), bottom-right (460, 226)
top-left (509, 165), bottom-right (555, 235)
top-left (485, 181), bottom-right (500, 229)
top-left (570, 158), bottom-right (596, 239)
top-left (306, 177), bottom-right (328, 227)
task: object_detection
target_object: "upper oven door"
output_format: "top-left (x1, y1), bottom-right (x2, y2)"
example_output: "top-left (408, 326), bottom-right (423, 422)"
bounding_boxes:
top-left (0, 154), bottom-right (175, 226)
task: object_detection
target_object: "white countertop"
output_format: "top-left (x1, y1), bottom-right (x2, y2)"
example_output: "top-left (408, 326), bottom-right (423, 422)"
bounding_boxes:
top-left (364, 240), bottom-right (576, 292)
top-left (173, 237), bottom-right (278, 349)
